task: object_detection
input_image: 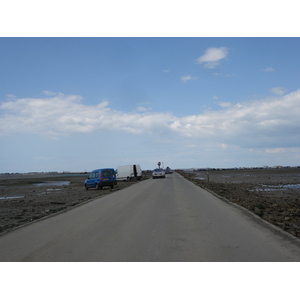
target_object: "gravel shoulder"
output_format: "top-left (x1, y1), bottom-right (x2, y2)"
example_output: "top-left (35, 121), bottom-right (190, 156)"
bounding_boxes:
top-left (177, 168), bottom-right (300, 238)
top-left (0, 172), bottom-right (151, 235)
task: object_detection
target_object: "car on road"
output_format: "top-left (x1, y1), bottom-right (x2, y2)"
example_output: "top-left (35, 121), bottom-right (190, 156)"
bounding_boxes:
top-left (116, 164), bottom-right (142, 181)
top-left (152, 168), bottom-right (165, 179)
top-left (165, 167), bottom-right (173, 174)
top-left (85, 168), bottom-right (117, 190)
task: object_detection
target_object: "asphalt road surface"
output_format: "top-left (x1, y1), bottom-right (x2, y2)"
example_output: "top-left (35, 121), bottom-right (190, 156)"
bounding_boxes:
top-left (1, 172), bottom-right (300, 262)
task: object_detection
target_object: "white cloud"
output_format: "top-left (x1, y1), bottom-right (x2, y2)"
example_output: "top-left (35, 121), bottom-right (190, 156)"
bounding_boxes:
top-left (153, 139), bottom-right (174, 144)
top-left (270, 87), bottom-right (287, 95)
top-left (1, 90), bottom-right (300, 150)
top-left (217, 101), bottom-right (231, 108)
top-left (135, 106), bottom-right (151, 112)
top-left (6, 94), bottom-right (16, 100)
top-left (196, 47), bottom-right (228, 69)
top-left (0, 93), bottom-right (175, 138)
top-left (181, 75), bottom-right (197, 82)
top-left (263, 67), bottom-right (275, 72)
top-left (169, 89), bottom-right (300, 148)
top-left (34, 156), bottom-right (55, 160)
top-left (43, 90), bottom-right (58, 96)
top-left (265, 148), bottom-right (286, 154)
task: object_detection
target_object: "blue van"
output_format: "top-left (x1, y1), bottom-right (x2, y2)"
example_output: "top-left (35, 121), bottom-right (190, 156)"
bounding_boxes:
top-left (85, 168), bottom-right (117, 190)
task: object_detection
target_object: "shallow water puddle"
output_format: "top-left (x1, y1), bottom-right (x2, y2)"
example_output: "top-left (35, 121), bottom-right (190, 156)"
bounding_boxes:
top-left (0, 196), bottom-right (25, 200)
top-left (251, 183), bottom-right (300, 192)
top-left (37, 188), bottom-right (61, 195)
top-left (32, 181), bottom-right (70, 187)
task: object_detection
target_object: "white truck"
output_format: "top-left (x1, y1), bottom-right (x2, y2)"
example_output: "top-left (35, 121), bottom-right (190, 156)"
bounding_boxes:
top-left (116, 164), bottom-right (142, 181)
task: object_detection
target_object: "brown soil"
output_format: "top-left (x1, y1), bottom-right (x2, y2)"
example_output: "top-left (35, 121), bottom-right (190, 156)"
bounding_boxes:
top-left (177, 168), bottom-right (300, 238)
top-left (0, 172), bottom-right (152, 235)
top-left (2, 169), bottom-right (300, 238)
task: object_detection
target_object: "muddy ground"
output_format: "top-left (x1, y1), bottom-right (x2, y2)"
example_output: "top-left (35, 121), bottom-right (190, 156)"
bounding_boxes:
top-left (0, 172), bottom-right (152, 235)
top-left (177, 168), bottom-right (300, 238)
top-left (1, 168), bottom-right (300, 238)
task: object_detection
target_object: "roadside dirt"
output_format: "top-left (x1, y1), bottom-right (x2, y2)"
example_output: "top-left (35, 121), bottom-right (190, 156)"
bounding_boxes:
top-left (0, 172), bottom-right (152, 235)
top-left (2, 169), bottom-right (300, 238)
top-left (177, 168), bottom-right (300, 238)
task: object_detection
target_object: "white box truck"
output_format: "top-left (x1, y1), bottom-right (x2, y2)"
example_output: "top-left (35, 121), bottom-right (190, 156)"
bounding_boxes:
top-left (116, 164), bottom-right (142, 181)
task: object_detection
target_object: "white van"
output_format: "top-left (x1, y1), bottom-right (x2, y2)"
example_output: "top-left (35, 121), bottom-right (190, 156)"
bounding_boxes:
top-left (116, 164), bottom-right (142, 181)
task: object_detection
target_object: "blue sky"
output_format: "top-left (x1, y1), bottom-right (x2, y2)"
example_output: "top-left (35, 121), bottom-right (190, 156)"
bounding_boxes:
top-left (1, 37), bottom-right (300, 173)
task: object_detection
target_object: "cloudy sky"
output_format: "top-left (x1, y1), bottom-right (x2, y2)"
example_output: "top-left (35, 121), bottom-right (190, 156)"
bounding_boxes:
top-left (1, 35), bottom-right (300, 172)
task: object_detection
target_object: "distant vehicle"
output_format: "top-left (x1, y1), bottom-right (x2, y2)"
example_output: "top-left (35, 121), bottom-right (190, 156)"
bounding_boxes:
top-left (152, 168), bottom-right (165, 179)
top-left (85, 168), bottom-right (117, 190)
top-left (165, 167), bottom-right (173, 174)
top-left (116, 164), bottom-right (142, 181)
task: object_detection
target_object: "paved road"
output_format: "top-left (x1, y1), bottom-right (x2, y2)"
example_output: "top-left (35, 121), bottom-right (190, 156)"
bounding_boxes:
top-left (1, 172), bottom-right (300, 261)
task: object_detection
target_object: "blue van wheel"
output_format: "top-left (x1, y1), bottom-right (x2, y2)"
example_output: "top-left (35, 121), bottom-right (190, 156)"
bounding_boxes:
top-left (85, 184), bottom-right (89, 190)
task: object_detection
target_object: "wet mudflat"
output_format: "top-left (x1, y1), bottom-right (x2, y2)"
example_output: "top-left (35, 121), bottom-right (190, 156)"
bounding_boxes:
top-left (2, 171), bottom-right (300, 262)
top-left (0, 172), bottom-right (150, 234)
top-left (177, 168), bottom-right (300, 238)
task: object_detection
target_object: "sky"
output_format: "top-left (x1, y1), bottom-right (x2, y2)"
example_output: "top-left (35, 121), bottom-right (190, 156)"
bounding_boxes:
top-left (1, 1), bottom-right (300, 173)
top-left (1, 37), bottom-right (300, 173)
top-left (0, 2), bottom-right (299, 295)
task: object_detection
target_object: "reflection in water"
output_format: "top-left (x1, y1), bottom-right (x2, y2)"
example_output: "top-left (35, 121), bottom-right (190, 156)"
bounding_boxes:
top-left (32, 181), bottom-right (70, 187)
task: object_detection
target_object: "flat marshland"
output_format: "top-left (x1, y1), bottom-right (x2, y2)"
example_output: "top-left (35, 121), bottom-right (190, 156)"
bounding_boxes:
top-left (178, 168), bottom-right (300, 238)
